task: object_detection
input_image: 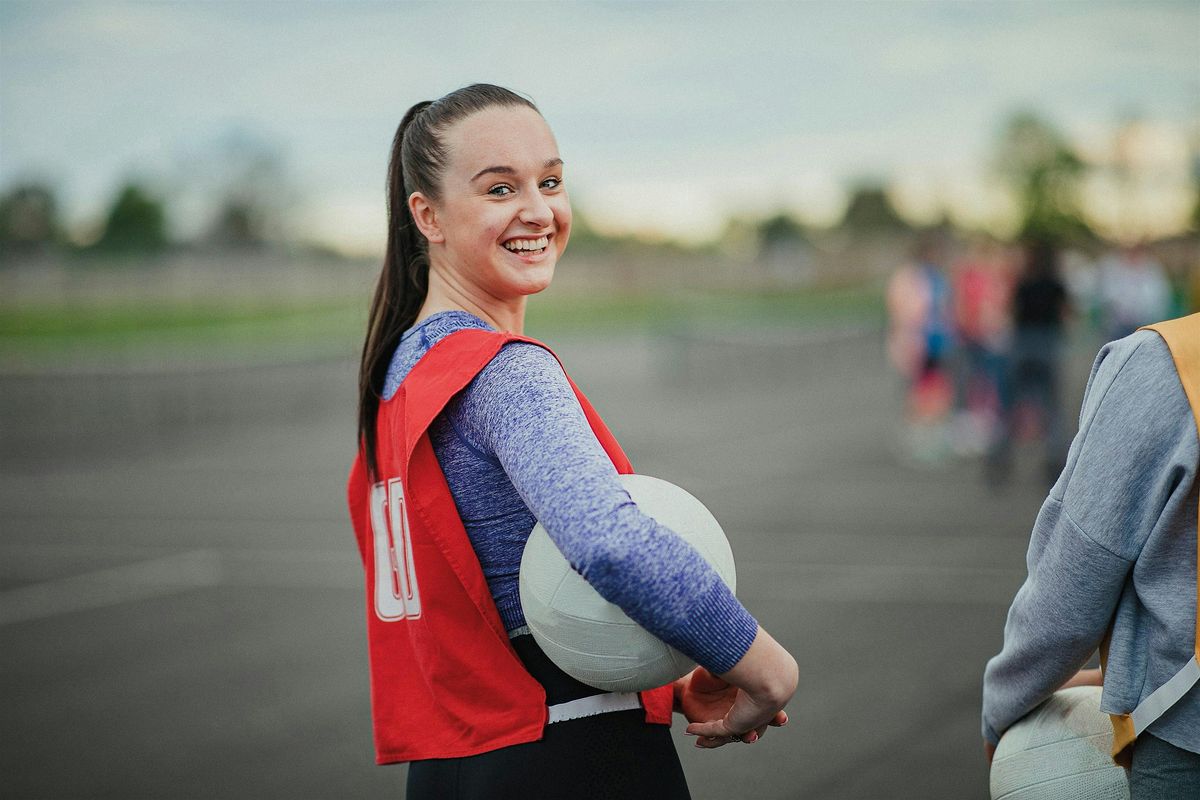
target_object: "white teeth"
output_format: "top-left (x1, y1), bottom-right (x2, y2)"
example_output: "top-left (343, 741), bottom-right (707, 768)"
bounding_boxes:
top-left (503, 236), bottom-right (549, 252)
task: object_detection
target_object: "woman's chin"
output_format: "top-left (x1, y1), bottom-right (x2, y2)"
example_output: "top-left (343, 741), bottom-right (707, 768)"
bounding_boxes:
top-left (512, 260), bottom-right (557, 297)
top-left (520, 271), bottom-right (555, 297)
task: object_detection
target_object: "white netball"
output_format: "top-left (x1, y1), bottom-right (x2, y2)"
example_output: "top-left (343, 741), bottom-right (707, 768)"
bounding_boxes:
top-left (990, 686), bottom-right (1129, 800)
top-left (519, 474), bottom-right (737, 692)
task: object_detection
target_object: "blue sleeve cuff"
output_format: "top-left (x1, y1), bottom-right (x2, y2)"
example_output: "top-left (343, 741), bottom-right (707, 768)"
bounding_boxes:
top-left (666, 577), bottom-right (759, 675)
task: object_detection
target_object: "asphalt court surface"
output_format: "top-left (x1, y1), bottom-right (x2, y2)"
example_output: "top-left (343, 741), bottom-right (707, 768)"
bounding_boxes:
top-left (0, 328), bottom-right (1091, 799)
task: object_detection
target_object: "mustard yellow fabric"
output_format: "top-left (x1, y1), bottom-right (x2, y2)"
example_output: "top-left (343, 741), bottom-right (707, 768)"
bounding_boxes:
top-left (1103, 314), bottom-right (1200, 765)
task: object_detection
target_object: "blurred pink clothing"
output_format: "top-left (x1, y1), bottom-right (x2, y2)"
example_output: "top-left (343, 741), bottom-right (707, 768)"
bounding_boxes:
top-left (887, 262), bottom-right (952, 379)
top-left (953, 259), bottom-right (1012, 351)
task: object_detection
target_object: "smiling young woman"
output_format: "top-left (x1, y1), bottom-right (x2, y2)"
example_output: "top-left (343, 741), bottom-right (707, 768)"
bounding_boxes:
top-left (349, 84), bottom-right (797, 800)
top-left (407, 103), bottom-right (571, 329)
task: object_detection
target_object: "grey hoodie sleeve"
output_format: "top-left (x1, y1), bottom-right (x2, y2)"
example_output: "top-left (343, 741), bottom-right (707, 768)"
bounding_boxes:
top-left (981, 331), bottom-right (1194, 744)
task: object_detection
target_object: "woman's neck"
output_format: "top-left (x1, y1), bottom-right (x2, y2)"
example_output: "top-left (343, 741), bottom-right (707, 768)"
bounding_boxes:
top-left (417, 268), bottom-right (526, 334)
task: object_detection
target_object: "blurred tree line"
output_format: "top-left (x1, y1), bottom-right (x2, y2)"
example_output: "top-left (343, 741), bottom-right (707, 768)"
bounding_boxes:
top-left (994, 111), bottom-right (1091, 243)
top-left (2, 110), bottom-right (1197, 264)
top-left (0, 181), bottom-right (170, 256)
top-left (0, 126), bottom-right (288, 261)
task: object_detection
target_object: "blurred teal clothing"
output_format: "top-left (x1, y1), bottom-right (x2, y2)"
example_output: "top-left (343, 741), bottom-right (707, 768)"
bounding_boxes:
top-left (982, 330), bottom-right (1199, 755)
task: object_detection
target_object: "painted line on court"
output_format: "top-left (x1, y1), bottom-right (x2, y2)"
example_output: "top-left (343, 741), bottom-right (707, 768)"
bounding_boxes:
top-left (740, 560), bottom-right (1026, 606)
top-left (0, 542), bottom-right (1024, 624)
top-left (0, 547), bottom-right (363, 625)
top-left (0, 549), bottom-right (223, 626)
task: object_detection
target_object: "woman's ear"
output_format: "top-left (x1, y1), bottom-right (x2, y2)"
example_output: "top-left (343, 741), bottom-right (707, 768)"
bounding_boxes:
top-left (408, 192), bottom-right (444, 244)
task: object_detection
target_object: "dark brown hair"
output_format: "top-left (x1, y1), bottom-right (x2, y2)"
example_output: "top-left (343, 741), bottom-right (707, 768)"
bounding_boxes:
top-left (358, 84), bottom-right (539, 477)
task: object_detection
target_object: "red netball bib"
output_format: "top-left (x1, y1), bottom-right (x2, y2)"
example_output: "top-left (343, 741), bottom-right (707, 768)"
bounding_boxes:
top-left (347, 328), bottom-right (673, 764)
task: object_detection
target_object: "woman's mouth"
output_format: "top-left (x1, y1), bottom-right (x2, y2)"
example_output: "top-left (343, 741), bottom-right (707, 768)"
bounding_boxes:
top-left (502, 235), bottom-right (550, 256)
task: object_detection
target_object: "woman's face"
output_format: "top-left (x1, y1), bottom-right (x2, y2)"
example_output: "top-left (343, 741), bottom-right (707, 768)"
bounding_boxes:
top-left (418, 105), bottom-right (571, 301)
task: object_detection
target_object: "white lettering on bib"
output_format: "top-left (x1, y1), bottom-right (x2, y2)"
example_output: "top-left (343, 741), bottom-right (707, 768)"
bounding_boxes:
top-left (369, 479), bottom-right (422, 621)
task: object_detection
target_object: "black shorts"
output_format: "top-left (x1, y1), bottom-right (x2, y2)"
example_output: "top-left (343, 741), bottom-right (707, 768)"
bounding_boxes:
top-left (405, 635), bottom-right (691, 800)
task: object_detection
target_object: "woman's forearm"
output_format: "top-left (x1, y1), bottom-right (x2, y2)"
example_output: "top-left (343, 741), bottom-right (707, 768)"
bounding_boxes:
top-left (719, 626), bottom-right (798, 708)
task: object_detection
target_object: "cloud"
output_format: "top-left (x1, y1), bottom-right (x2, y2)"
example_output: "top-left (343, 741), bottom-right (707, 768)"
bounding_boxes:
top-left (1, 0), bottom-right (1195, 246)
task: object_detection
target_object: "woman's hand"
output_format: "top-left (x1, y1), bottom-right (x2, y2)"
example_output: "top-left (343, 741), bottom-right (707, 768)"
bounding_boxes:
top-left (682, 626), bottom-right (797, 749)
top-left (675, 667), bottom-right (789, 746)
top-left (981, 669), bottom-right (1102, 763)
top-left (1059, 668), bottom-right (1103, 690)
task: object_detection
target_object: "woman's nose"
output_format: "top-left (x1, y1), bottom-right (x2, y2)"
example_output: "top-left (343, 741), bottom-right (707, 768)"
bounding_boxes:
top-left (519, 191), bottom-right (553, 228)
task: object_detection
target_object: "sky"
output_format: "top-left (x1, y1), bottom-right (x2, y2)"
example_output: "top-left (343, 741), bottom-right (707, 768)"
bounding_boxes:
top-left (2, 0), bottom-right (1198, 253)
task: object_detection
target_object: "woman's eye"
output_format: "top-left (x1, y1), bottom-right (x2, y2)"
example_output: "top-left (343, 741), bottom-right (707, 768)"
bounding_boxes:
top-left (487, 184), bottom-right (513, 197)
top-left (541, 177), bottom-right (562, 190)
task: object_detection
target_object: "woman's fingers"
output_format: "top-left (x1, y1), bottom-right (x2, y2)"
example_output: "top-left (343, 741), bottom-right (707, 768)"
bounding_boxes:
top-left (687, 719), bottom-right (737, 747)
top-left (685, 720), bottom-right (729, 739)
top-left (685, 714), bottom-right (786, 739)
top-left (693, 732), bottom-right (761, 748)
top-left (686, 705), bottom-right (792, 749)
top-left (687, 721), bottom-right (765, 748)
top-left (694, 735), bottom-right (730, 749)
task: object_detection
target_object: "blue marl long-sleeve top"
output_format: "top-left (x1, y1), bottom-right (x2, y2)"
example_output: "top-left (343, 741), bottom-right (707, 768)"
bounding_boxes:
top-left (382, 310), bottom-right (758, 674)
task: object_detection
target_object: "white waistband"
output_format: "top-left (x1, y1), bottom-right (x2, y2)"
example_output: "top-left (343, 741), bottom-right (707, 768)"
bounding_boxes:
top-left (547, 692), bottom-right (642, 724)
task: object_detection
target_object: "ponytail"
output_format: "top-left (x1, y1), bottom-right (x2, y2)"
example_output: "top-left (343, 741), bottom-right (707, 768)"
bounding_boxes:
top-left (358, 100), bottom-right (432, 478)
top-left (357, 85), bottom-right (539, 478)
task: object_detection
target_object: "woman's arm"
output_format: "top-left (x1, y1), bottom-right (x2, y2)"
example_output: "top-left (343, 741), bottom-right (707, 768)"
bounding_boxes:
top-left (681, 626), bottom-right (798, 747)
top-left (981, 332), bottom-right (1193, 748)
top-left (455, 342), bottom-right (773, 678)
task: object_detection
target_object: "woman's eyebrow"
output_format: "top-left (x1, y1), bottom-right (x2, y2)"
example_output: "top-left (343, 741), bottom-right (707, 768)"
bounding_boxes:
top-left (470, 158), bottom-right (564, 183)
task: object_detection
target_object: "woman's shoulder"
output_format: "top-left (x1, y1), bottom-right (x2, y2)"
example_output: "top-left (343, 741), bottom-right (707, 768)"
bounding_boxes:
top-left (1089, 329), bottom-right (1174, 397)
top-left (1075, 330), bottom-right (1192, 472)
top-left (445, 335), bottom-right (575, 457)
top-left (382, 311), bottom-right (496, 399)
top-left (471, 336), bottom-right (567, 402)
top-left (414, 312), bottom-right (562, 381)
top-left (411, 310), bottom-right (496, 346)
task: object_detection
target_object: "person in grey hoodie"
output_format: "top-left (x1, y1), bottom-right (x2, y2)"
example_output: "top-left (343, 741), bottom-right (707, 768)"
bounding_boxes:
top-left (982, 324), bottom-right (1200, 798)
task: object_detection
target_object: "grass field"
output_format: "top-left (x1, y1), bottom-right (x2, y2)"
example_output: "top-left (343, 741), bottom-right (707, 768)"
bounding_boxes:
top-left (0, 283), bottom-right (884, 367)
top-left (0, 301), bottom-right (367, 365)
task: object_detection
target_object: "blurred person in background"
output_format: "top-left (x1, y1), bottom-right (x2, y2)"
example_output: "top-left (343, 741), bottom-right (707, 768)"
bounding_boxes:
top-left (347, 84), bottom-right (796, 800)
top-left (987, 238), bottom-right (1070, 485)
top-left (1098, 242), bottom-right (1171, 340)
top-left (886, 233), bottom-right (956, 463)
top-left (982, 313), bottom-right (1200, 798)
top-left (951, 236), bottom-right (1014, 457)
top-left (1059, 246), bottom-right (1103, 336)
